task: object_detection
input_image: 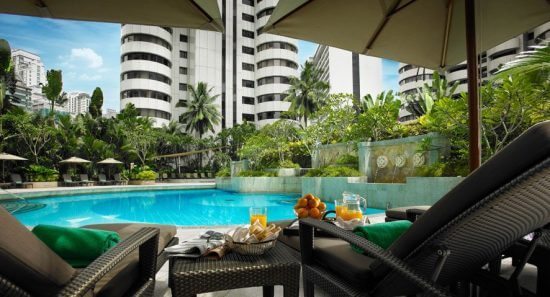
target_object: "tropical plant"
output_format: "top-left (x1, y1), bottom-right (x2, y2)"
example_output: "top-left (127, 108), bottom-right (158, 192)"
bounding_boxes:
top-left (354, 90), bottom-right (398, 113)
top-left (237, 170), bottom-right (276, 177)
top-left (497, 41), bottom-right (549, 82)
top-left (25, 164), bottom-right (59, 182)
top-left (404, 71), bottom-right (458, 117)
top-left (178, 82), bottom-right (221, 138)
top-left (305, 166), bottom-right (361, 177)
top-left (122, 117), bottom-right (157, 165)
top-left (89, 87), bottom-right (104, 118)
top-left (278, 159), bottom-right (300, 169)
top-left (285, 61), bottom-right (330, 127)
top-left (42, 69), bottom-right (64, 115)
top-left (215, 167), bottom-right (230, 177)
top-left (0, 39), bottom-right (16, 114)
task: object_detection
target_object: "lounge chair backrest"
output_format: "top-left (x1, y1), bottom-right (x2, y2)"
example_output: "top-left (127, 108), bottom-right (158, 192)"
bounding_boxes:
top-left (371, 121), bottom-right (550, 296)
top-left (62, 174), bottom-right (72, 182)
top-left (114, 173), bottom-right (121, 181)
top-left (98, 173), bottom-right (107, 182)
top-left (10, 173), bottom-right (22, 183)
top-left (0, 206), bottom-right (75, 296)
top-left (80, 174), bottom-right (89, 182)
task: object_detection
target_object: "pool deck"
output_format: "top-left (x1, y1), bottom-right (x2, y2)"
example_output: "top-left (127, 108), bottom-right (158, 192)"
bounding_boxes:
top-left (0, 181), bottom-right (216, 200)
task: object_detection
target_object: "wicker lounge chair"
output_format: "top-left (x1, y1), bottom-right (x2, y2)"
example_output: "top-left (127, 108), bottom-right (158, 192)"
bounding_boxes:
top-left (62, 174), bottom-right (81, 187)
top-left (0, 206), bottom-right (178, 297)
top-left (282, 121), bottom-right (550, 296)
top-left (79, 174), bottom-right (95, 186)
top-left (10, 173), bottom-right (30, 188)
top-left (113, 173), bottom-right (127, 185)
top-left (98, 173), bottom-right (114, 185)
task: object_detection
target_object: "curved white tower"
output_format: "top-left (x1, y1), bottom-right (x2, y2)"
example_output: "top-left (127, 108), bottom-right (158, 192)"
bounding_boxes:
top-left (120, 25), bottom-right (174, 126)
top-left (254, 0), bottom-right (299, 127)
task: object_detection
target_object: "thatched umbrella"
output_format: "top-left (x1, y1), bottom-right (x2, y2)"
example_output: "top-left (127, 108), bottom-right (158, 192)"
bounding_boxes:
top-left (0, 153), bottom-right (27, 181)
top-left (264, 0), bottom-right (550, 171)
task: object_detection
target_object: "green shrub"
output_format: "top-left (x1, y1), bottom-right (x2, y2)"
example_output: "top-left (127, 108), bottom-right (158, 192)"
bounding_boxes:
top-left (278, 159), bottom-right (300, 169)
top-left (237, 170), bottom-right (276, 177)
top-left (305, 166), bottom-right (361, 177)
top-left (335, 154), bottom-right (359, 166)
top-left (216, 167), bottom-right (231, 177)
top-left (134, 170), bottom-right (157, 181)
top-left (26, 165), bottom-right (59, 182)
top-left (414, 162), bottom-right (446, 177)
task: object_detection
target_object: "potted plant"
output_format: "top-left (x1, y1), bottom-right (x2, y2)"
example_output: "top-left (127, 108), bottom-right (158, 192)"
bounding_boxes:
top-left (25, 165), bottom-right (59, 188)
top-left (276, 160), bottom-right (301, 177)
top-left (128, 165), bottom-right (157, 185)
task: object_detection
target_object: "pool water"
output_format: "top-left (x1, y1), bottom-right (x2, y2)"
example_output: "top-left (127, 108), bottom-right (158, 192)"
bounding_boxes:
top-left (13, 189), bottom-right (384, 227)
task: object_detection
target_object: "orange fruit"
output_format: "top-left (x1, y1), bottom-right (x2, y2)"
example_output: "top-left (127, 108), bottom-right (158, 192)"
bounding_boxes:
top-left (304, 193), bottom-right (315, 200)
top-left (309, 207), bottom-right (321, 219)
top-left (318, 202), bottom-right (327, 211)
top-left (297, 198), bottom-right (308, 208)
top-left (296, 208), bottom-right (309, 218)
top-left (294, 203), bottom-right (301, 209)
top-left (308, 199), bottom-right (320, 208)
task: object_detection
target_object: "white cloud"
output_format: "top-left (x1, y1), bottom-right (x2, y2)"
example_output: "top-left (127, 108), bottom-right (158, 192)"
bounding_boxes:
top-left (79, 73), bottom-right (102, 81)
top-left (70, 48), bottom-right (103, 68)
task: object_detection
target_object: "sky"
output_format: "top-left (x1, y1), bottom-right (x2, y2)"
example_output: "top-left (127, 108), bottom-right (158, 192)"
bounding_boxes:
top-left (1, 14), bottom-right (399, 112)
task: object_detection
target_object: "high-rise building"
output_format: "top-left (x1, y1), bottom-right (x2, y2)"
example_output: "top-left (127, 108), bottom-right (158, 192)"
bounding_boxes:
top-left (119, 0), bottom-right (299, 131)
top-left (311, 45), bottom-right (383, 99)
top-left (66, 92), bottom-right (91, 116)
top-left (398, 22), bottom-right (549, 121)
top-left (103, 108), bottom-right (118, 119)
top-left (11, 49), bottom-right (46, 88)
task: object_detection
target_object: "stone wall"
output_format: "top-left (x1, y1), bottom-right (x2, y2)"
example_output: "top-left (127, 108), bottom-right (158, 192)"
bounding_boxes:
top-left (312, 142), bottom-right (356, 168)
top-left (216, 177), bottom-right (301, 193)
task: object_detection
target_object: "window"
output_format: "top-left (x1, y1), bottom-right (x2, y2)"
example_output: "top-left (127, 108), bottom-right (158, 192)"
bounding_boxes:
top-left (121, 89), bottom-right (171, 102)
top-left (257, 111), bottom-right (282, 121)
top-left (177, 99), bottom-right (187, 107)
top-left (179, 34), bottom-right (188, 42)
top-left (242, 13), bottom-right (254, 22)
top-left (447, 64), bottom-right (467, 73)
top-left (242, 80), bottom-right (254, 88)
top-left (256, 8), bottom-right (274, 19)
top-left (242, 0), bottom-right (254, 6)
top-left (257, 76), bottom-right (290, 86)
top-left (257, 93), bottom-right (287, 103)
top-left (179, 51), bottom-right (188, 59)
top-left (256, 41), bottom-right (297, 53)
top-left (242, 46), bottom-right (254, 55)
top-left (256, 27), bottom-right (264, 36)
top-left (242, 29), bottom-right (254, 39)
top-left (257, 59), bottom-right (298, 69)
top-left (242, 96), bottom-right (255, 105)
top-left (136, 108), bottom-right (171, 120)
top-left (242, 113), bottom-right (255, 121)
top-left (161, 27), bottom-right (172, 34)
top-left (121, 52), bottom-right (172, 67)
top-left (398, 64), bottom-right (418, 73)
top-left (122, 34), bottom-right (172, 50)
top-left (121, 71), bottom-right (171, 85)
top-left (398, 74), bottom-right (434, 86)
top-left (179, 83), bottom-right (188, 91)
top-left (489, 48), bottom-right (517, 60)
top-left (179, 67), bottom-right (188, 75)
top-left (242, 62), bottom-right (254, 71)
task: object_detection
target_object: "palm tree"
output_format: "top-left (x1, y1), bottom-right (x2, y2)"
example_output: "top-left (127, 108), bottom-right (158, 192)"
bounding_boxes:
top-left (285, 61), bottom-right (330, 127)
top-left (177, 82), bottom-right (221, 138)
top-left (353, 90), bottom-right (398, 113)
top-left (497, 42), bottom-right (549, 81)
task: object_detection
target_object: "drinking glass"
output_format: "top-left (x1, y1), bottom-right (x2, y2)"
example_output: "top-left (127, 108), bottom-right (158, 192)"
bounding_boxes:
top-left (334, 200), bottom-right (347, 219)
top-left (249, 207), bottom-right (267, 227)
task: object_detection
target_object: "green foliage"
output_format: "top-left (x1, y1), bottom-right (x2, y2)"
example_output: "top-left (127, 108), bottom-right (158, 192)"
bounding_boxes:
top-left (217, 122), bottom-right (256, 159)
top-left (354, 90), bottom-right (397, 112)
top-left (178, 82), bottom-right (221, 138)
top-left (414, 162), bottom-right (446, 177)
top-left (42, 69), bottom-right (63, 115)
top-left (285, 61), bottom-right (330, 127)
top-left (305, 166), bottom-right (361, 177)
top-left (335, 154), bottom-right (358, 166)
top-left (134, 170), bottom-right (157, 180)
top-left (404, 71), bottom-right (458, 117)
top-left (237, 170), bottom-right (276, 177)
top-left (497, 42), bottom-right (549, 82)
top-left (346, 97), bottom-right (402, 142)
top-left (215, 167), bottom-right (230, 177)
top-left (89, 87), bottom-right (104, 118)
top-left (0, 39), bottom-right (14, 112)
top-left (278, 159), bottom-right (300, 168)
top-left (26, 165), bottom-right (59, 182)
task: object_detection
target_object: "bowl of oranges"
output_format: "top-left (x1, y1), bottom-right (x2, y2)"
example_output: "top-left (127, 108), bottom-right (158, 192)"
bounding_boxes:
top-left (293, 193), bottom-right (327, 219)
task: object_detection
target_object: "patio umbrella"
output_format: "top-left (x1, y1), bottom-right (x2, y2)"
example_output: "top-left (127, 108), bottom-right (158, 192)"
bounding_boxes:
top-left (0, 153), bottom-right (27, 182)
top-left (60, 156), bottom-right (91, 177)
top-left (97, 158), bottom-right (123, 179)
top-left (0, 0), bottom-right (223, 32)
top-left (264, 0), bottom-right (550, 171)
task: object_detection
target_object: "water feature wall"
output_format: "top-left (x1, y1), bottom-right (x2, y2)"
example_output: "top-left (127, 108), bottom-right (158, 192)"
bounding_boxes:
top-left (230, 160), bottom-right (250, 177)
top-left (358, 133), bottom-right (449, 183)
top-left (312, 142), bottom-right (357, 168)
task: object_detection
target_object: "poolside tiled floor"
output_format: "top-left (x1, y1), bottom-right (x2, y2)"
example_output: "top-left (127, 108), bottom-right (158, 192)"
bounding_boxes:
top-left (154, 213), bottom-right (538, 297)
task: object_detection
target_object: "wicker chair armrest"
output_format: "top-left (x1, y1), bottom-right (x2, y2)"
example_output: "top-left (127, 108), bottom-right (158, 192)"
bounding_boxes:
top-left (58, 227), bottom-right (160, 297)
top-left (406, 208), bottom-right (427, 222)
top-left (299, 218), bottom-right (451, 297)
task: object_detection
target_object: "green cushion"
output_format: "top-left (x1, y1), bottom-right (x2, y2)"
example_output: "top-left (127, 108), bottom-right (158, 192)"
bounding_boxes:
top-left (353, 220), bottom-right (412, 251)
top-left (32, 224), bottom-right (120, 268)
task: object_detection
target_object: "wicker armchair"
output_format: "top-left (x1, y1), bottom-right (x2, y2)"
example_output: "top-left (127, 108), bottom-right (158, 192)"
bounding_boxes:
top-left (297, 121), bottom-right (550, 297)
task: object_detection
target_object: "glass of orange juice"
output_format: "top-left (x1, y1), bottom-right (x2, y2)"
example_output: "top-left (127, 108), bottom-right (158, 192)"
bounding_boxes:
top-left (249, 207), bottom-right (267, 227)
top-left (334, 200), bottom-right (347, 219)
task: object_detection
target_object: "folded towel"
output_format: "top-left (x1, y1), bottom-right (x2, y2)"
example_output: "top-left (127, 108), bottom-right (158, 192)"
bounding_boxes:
top-left (352, 220), bottom-right (412, 252)
top-left (32, 224), bottom-right (121, 268)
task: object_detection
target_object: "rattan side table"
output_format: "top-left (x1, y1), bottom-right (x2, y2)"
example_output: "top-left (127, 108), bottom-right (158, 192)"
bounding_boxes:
top-left (169, 243), bottom-right (300, 297)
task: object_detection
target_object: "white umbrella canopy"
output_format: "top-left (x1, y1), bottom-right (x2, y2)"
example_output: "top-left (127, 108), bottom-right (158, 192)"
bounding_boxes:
top-left (97, 158), bottom-right (123, 164)
top-left (0, 153), bottom-right (27, 161)
top-left (59, 156), bottom-right (91, 164)
top-left (264, 0), bottom-right (550, 69)
top-left (0, 0), bottom-right (223, 32)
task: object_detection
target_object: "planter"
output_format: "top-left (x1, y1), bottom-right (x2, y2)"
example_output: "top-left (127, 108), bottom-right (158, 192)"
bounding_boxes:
top-left (276, 168), bottom-right (300, 177)
top-left (128, 180), bottom-right (155, 185)
top-left (27, 181), bottom-right (58, 188)
top-left (192, 173), bottom-right (199, 179)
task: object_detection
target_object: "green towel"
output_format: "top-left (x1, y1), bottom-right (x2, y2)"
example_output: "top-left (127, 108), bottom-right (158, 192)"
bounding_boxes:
top-left (352, 220), bottom-right (412, 252)
top-left (32, 224), bottom-right (121, 268)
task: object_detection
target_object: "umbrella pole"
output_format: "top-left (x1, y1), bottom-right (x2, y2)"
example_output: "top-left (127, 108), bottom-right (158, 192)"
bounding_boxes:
top-left (465, 0), bottom-right (481, 172)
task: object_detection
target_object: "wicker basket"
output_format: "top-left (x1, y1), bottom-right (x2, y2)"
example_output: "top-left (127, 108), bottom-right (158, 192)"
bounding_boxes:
top-left (231, 239), bottom-right (277, 255)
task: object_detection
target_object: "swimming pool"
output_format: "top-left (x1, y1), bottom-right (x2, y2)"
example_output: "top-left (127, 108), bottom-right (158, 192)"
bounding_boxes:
top-left (12, 189), bottom-right (385, 227)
